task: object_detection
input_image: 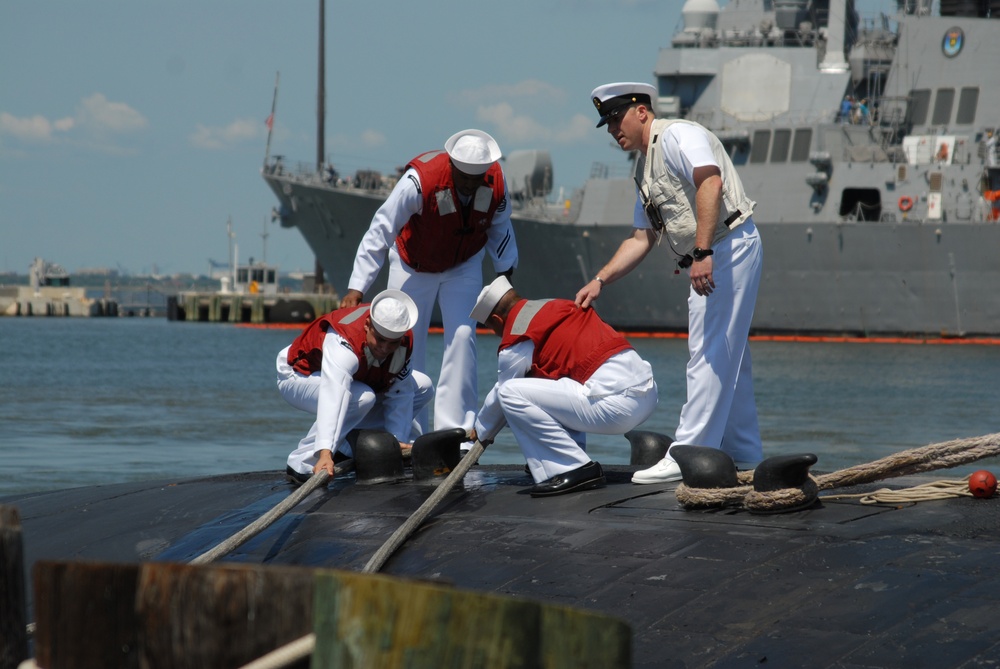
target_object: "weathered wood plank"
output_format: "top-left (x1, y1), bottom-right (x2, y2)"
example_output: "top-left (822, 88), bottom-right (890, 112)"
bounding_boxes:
top-left (311, 570), bottom-right (630, 669)
top-left (135, 563), bottom-right (314, 669)
top-left (34, 561), bottom-right (141, 669)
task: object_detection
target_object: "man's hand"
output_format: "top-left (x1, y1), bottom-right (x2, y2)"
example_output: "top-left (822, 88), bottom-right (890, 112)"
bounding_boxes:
top-left (575, 279), bottom-right (602, 309)
top-left (690, 257), bottom-right (715, 296)
top-left (313, 449), bottom-right (336, 476)
top-left (340, 289), bottom-right (364, 308)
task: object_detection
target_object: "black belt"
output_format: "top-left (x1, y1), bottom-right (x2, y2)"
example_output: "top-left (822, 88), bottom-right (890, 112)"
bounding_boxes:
top-left (724, 209), bottom-right (742, 228)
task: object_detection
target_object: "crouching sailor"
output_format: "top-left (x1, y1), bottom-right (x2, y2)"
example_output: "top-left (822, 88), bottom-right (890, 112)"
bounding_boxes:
top-left (468, 276), bottom-right (658, 497)
top-left (276, 289), bottom-right (433, 483)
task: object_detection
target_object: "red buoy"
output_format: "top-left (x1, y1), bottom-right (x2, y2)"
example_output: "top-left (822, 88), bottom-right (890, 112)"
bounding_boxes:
top-left (968, 470), bottom-right (998, 498)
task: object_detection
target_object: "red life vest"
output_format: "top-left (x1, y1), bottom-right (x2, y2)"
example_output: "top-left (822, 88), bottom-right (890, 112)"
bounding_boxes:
top-left (396, 151), bottom-right (505, 273)
top-left (286, 304), bottom-right (413, 393)
top-left (498, 299), bottom-right (632, 383)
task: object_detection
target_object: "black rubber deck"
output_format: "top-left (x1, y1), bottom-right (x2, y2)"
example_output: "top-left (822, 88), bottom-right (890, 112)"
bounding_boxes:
top-left (6, 464), bottom-right (1000, 668)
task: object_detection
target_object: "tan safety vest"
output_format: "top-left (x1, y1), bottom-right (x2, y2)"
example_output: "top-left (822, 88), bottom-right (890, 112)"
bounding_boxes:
top-left (633, 118), bottom-right (755, 260)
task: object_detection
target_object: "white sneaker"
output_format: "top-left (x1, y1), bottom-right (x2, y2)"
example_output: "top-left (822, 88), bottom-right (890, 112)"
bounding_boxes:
top-left (631, 457), bottom-right (683, 484)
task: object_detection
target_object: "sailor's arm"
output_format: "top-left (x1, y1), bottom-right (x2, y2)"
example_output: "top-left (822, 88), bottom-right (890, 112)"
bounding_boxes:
top-left (575, 226), bottom-right (656, 309)
top-left (343, 171), bottom-right (422, 307)
top-left (485, 177), bottom-right (518, 276)
top-left (689, 166), bottom-right (722, 296)
top-left (313, 334), bottom-right (360, 475)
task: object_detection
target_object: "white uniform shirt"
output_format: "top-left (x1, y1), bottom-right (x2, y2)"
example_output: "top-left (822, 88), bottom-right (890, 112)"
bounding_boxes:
top-left (348, 167), bottom-right (518, 294)
top-left (632, 123), bottom-right (720, 228)
top-left (314, 331), bottom-right (416, 452)
top-left (474, 342), bottom-right (654, 443)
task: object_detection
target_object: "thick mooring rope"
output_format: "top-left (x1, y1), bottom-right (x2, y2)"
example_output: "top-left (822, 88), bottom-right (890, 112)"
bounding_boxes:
top-left (233, 441), bottom-right (488, 669)
top-left (676, 432), bottom-right (1000, 513)
top-left (189, 461), bottom-right (351, 565)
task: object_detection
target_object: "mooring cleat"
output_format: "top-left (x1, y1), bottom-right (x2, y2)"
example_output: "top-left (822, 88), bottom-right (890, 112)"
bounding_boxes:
top-left (752, 453), bottom-right (819, 492)
top-left (351, 429), bottom-right (406, 485)
top-left (411, 428), bottom-right (466, 480)
top-left (669, 445), bottom-right (740, 488)
top-left (625, 430), bottom-right (674, 466)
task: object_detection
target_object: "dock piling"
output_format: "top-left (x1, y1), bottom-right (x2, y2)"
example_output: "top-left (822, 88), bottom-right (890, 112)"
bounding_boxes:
top-left (0, 506), bottom-right (27, 669)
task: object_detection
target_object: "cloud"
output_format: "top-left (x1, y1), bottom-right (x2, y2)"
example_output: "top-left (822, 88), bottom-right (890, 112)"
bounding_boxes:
top-left (0, 112), bottom-right (69, 141)
top-left (476, 103), bottom-right (594, 145)
top-left (77, 94), bottom-right (147, 134)
top-left (449, 80), bottom-right (567, 107)
top-left (189, 118), bottom-right (262, 150)
top-left (360, 130), bottom-right (386, 147)
top-left (0, 93), bottom-right (145, 146)
top-left (450, 79), bottom-right (592, 146)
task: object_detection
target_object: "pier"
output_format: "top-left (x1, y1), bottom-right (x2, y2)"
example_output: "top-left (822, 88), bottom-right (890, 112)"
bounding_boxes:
top-left (166, 290), bottom-right (338, 324)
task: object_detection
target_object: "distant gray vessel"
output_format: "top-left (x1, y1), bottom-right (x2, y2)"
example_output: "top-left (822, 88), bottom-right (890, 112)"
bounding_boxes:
top-left (263, 0), bottom-right (1000, 337)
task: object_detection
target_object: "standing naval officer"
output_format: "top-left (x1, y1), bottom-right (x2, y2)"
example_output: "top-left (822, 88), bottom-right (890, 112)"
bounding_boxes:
top-left (276, 289), bottom-right (432, 481)
top-left (340, 130), bottom-right (518, 437)
top-left (575, 82), bottom-right (764, 483)
top-left (469, 276), bottom-right (658, 497)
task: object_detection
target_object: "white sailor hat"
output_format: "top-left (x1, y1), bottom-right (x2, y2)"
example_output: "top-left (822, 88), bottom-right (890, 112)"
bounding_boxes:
top-left (369, 289), bottom-right (418, 339)
top-left (444, 129), bottom-right (502, 175)
top-left (470, 275), bottom-right (513, 324)
top-left (590, 82), bottom-right (657, 127)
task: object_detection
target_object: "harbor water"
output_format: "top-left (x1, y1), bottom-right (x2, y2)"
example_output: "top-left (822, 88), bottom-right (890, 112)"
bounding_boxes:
top-left (1, 317), bottom-right (998, 498)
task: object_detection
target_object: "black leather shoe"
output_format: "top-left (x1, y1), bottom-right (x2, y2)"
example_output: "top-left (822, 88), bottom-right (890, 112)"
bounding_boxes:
top-left (285, 466), bottom-right (310, 487)
top-left (527, 461), bottom-right (605, 497)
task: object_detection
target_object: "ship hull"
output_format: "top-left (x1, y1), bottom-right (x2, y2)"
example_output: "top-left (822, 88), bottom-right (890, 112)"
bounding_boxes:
top-left (10, 465), bottom-right (1000, 668)
top-left (264, 172), bottom-right (1000, 336)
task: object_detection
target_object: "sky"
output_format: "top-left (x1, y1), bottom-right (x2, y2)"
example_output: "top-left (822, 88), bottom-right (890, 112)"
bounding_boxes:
top-left (1, 0), bottom-right (685, 277)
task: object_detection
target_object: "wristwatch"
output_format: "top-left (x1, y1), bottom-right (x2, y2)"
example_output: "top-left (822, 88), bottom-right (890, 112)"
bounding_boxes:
top-left (692, 247), bottom-right (714, 261)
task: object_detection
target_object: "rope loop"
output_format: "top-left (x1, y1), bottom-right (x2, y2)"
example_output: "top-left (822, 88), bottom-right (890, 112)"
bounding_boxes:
top-left (675, 432), bottom-right (1000, 513)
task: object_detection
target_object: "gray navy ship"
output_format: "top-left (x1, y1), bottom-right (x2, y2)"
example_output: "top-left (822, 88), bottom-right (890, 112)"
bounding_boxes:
top-left (263, 0), bottom-right (1000, 337)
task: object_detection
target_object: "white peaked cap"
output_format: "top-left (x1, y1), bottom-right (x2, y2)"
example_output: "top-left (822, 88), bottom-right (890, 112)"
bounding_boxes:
top-left (470, 276), bottom-right (513, 324)
top-left (444, 129), bottom-right (502, 175)
top-left (369, 289), bottom-right (418, 339)
top-left (590, 82), bottom-right (657, 127)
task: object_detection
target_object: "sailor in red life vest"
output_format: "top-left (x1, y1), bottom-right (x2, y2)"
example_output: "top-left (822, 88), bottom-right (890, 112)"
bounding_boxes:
top-left (468, 277), bottom-right (659, 497)
top-left (276, 289), bottom-right (433, 483)
top-left (340, 129), bottom-right (518, 439)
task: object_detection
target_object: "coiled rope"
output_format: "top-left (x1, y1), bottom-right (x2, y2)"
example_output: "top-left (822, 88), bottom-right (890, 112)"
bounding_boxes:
top-left (676, 432), bottom-right (1000, 513)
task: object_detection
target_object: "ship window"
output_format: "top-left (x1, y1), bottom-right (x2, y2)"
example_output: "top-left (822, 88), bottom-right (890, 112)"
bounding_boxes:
top-left (237, 269), bottom-right (249, 283)
top-left (791, 129), bottom-right (812, 162)
top-left (907, 89), bottom-right (931, 126)
top-left (956, 87), bottom-right (978, 125)
top-left (267, 269), bottom-right (277, 283)
top-left (770, 130), bottom-right (791, 163)
top-left (839, 188), bottom-right (882, 221)
top-left (750, 130), bottom-right (771, 164)
top-left (931, 88), bottom-right (955, 125)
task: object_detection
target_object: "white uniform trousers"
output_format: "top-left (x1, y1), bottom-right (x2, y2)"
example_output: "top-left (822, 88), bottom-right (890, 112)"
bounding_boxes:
top-left (387, 244), bottom-right (481, 432)
top-left (673, 219), bottom-right (763, 468)
top-left (277, 348), bottom-right (434, 474)
top-left (496, 363), bottom-right (658, 483)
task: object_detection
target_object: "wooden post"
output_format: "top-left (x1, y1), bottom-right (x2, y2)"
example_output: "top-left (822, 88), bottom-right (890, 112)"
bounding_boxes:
top-left (135, 562), bottom-right (314, 669)
top-left (310, 570), bottom-right (631, 669)
top-left (0, 506), bottom-right (27, 669)
top-left (34, 561), bottom-right (142, 669)
top-left (31, 561), bottom-right (629, 669)
top-left (33, 561), bottom-right (314, 669)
